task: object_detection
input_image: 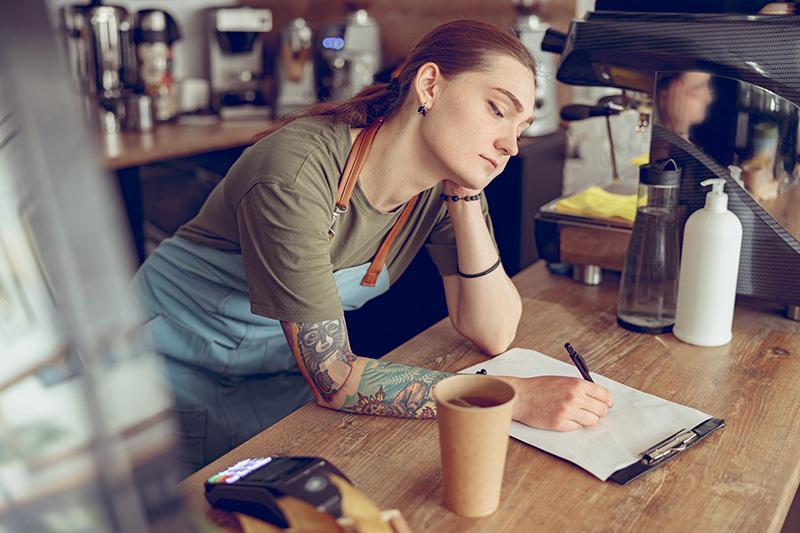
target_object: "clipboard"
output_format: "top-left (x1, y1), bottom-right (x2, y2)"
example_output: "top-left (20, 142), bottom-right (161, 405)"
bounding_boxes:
top-left (460, 348), bottom-right (725, 483)
top-left (608, 417), bottom-right (725, 484)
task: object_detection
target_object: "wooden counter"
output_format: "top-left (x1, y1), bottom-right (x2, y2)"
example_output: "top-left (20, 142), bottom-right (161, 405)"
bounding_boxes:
top-left (181, 261), bottom-right (800, 532)
top-left (103, 118), bottom-right (270, 171)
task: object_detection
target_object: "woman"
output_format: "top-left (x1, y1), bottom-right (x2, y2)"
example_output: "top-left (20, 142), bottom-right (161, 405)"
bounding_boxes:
top-left (656, 71), bottom-right (715, 141)
top-left (132, 20), bottom-right (613, 472)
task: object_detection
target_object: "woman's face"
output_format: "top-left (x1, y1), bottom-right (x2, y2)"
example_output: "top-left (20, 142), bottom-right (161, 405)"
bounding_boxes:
top-left (419, 55), bottom-right (536, 190)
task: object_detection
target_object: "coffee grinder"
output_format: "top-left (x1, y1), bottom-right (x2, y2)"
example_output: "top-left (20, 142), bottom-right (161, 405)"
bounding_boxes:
top-left (512, 0), bottom-right (560, 137)
top-left (206, 7), bottom-right (272, 119)
top-left (317, 0), bottom-right (381, 102)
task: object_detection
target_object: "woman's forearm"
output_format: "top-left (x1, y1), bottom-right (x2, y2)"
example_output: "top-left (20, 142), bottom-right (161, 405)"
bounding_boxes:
top-left (447, 200), bottom-right (522, 354)
top-left (454, 271), bottom-right (521, 354)
top-left (281, 317), bottom-right (452, 417)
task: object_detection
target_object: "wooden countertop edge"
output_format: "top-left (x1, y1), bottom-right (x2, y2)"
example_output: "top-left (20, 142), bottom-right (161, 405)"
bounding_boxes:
top-left (103, 119), bottom-right (272, 171)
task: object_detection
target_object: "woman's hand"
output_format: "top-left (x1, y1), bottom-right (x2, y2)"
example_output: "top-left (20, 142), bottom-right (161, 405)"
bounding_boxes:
top-left (499, 375), bottom-right (614, 431)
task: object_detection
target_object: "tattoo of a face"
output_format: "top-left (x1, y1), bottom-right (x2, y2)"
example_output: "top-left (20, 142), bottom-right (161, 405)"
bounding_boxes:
top-left (297, 318), bottom-right (355, 402)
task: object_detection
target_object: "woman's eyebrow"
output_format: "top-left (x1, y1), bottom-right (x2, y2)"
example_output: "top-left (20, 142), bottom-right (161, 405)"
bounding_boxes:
top-left (492, 87), bottom-right (534, 124)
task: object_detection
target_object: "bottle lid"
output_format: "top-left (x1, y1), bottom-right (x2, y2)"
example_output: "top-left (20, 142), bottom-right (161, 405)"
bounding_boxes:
top-left (701, 178), bottom-right (728, 212)
top-left (639, 158), bottom-right (682, 186)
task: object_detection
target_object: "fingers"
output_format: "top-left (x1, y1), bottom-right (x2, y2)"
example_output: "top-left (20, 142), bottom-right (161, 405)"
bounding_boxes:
top-left (580, 395), bottom-right (610, 418)
top-left (513, 376), bottom-right (615, 432)
top-left (571, 408), bottom-right (600, 428)
top-left (584, 382), bottom-right (614, 408)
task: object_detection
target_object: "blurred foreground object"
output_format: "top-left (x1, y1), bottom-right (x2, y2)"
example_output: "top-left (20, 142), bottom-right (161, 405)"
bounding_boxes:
top-left (0, 1), bottom-right (195, 531)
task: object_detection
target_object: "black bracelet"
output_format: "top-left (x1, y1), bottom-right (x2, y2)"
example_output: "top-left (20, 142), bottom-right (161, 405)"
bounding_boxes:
top-left (440, 192), bottom-right (482, 202)
top-left (457, 257), bottom-right (502, 278)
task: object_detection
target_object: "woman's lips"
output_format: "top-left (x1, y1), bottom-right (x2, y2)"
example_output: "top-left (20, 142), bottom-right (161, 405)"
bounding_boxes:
top-left (480, 155), bottom-right (498, 169)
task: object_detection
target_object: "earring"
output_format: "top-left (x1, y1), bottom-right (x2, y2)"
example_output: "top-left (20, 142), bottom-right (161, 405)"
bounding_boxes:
top-left (417, 104), bottom-right (428, 117)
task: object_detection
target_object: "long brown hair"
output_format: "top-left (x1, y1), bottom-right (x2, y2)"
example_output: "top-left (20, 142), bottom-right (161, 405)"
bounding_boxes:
top-left (253, 19), bottom-right (536, 142)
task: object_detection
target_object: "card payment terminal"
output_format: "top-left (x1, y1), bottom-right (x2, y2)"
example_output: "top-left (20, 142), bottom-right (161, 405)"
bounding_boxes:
top-left (204, 456), bottom-right (349, 528)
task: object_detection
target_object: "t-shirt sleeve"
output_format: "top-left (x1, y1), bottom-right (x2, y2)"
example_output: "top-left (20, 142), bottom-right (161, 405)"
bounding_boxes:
top-left (235, 172), bottom-right (342, 323)
top-left (424, 194), bottom-right (497, 277)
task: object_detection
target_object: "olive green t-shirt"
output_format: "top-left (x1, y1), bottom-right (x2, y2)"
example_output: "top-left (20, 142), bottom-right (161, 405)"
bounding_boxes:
top-left (176, 115), bottom-right (496, 323)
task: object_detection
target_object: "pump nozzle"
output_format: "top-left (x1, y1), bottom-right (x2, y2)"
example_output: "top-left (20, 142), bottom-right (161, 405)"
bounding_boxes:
top-left (700, 178), bottom-right (728, 212)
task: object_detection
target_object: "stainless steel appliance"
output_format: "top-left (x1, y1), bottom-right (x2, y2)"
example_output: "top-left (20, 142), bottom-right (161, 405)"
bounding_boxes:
top-left (275, 18), bottom-right (316, 117)
top-left (318, 1), bottom-right (381, 102)
top-left (133, 9), bottom-right (181, 122)
top-left (206, 7), bottom-right (272, 119)
top-left (59, 0), bottom-right (136, 132)
top-left (59, 0), bottom-right (134, 98)
top-left (512, 0), bottom-right (560, 137)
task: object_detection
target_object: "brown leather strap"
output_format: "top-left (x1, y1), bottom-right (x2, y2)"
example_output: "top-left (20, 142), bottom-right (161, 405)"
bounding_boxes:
top-left (328, 119), bottom-right (384, 239)
top-left (361, 193), bottom-right (420, 286)
top-left (328, 118), bottom-right (420, 287)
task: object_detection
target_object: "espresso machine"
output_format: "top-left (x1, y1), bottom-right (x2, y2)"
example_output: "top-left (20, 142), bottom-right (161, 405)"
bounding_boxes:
top-left (59, 0), bottom-right (136, 132)
top-left (206, 7), bottom-right (272, 119)
top-left (535, 7), bottom-right (800, 318)
top-left (317, 0), bottom-right (381, 102)
top-left (512, 0), bottom-right (559, 137)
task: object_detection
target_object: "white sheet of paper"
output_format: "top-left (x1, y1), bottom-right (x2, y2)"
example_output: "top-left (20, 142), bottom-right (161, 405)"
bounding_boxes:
top-left (459, 348), bottom-right (712, 481)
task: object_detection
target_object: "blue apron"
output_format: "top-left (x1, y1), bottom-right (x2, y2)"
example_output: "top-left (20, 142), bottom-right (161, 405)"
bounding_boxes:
top-left (131, 236), bottom-right (390, 471)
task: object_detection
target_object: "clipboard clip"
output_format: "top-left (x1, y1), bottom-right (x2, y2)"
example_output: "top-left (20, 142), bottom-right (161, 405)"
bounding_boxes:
top-left (641, 428), bottom-right (699, 465)
top-left (610, 418), bottom-right (724, 485)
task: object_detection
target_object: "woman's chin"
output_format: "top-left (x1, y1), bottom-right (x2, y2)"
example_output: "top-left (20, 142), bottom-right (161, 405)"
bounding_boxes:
top-left (448, 172), bottom-right (490, 192)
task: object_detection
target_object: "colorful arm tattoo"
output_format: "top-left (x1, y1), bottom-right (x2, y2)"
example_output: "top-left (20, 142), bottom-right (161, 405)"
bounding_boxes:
top-left (342, 359), bottom-right (451, 418)
top-left (284, 315), bottom-right (451, 417)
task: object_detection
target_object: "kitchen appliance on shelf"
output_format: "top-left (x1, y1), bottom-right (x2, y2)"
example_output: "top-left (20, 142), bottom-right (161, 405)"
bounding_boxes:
top-left (206, 7), bottom-right (273, 119)
top-left (58, 0), bottom-right (137, 133)
top-left (275, 18), bottom-right (317, 117)
top-left (133, 9), bottom-right (181, 122)
top-left (317, 0), bottom-right (381, 102)
top-left (512, 0), bottom-right (560, 137)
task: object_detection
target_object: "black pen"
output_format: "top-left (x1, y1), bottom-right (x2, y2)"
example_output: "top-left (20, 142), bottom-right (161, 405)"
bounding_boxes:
top-left (564, 343), bottom-right (594, 383)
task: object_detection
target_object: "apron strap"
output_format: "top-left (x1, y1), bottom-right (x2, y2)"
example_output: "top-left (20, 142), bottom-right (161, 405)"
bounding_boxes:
top-left (361, 194), bottom-right (419, 287)
top-left (328, 119), bottom-right (383, 240)
top-left (328, 118), bottom-right (421, 287)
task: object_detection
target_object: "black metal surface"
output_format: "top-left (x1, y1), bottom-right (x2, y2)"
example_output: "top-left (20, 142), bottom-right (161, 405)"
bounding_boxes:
top-left (557, 12), bottom-right (800, 107)
top-left (653, 126), bottom-right (800, 306)
top-left (595, 1), bottom-right (775, 14)
top-left (555, 12), bottom-right (800, 306)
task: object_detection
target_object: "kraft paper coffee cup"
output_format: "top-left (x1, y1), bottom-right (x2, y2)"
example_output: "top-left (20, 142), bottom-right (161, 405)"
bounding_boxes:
top-left (433, 375), bottom-right (516, 517)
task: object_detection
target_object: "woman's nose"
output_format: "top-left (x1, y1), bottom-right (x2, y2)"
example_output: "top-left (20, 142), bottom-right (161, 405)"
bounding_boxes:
top-left (496, 133), bottom-right (519, 158)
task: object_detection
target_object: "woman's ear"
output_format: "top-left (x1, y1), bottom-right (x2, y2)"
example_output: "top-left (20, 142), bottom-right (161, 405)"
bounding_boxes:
top-left (413, 62), bottom-right (441, 109)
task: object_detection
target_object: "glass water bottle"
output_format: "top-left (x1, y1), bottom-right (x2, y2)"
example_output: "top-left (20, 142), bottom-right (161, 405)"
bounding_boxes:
top-left (617, 159), bottom-right (682, 333)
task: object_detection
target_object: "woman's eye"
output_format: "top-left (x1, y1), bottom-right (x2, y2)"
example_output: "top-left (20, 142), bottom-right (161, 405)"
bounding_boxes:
top-left (489, 101), bottom-right (504, 118)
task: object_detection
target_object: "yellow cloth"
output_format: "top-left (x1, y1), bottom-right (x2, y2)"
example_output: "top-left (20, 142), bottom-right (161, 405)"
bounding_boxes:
top-left (629, 153), bottom-right (650, 167)
top-left (553, 186), bottom-right (638, 222)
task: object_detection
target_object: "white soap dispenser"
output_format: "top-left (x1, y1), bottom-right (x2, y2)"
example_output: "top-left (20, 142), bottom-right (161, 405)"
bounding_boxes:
top-left (673, 178), bottom-right (743, 347)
